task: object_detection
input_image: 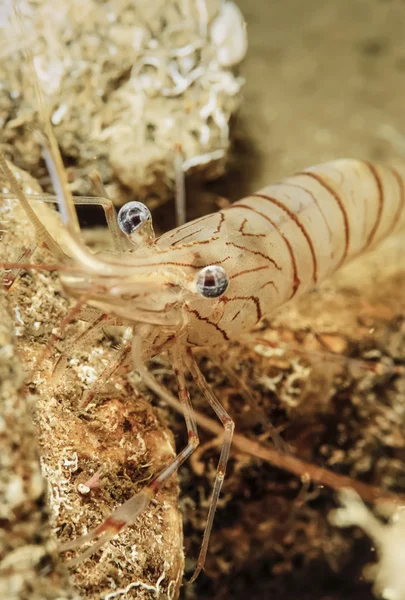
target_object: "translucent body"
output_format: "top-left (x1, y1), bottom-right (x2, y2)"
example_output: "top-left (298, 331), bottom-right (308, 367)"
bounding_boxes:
top-left (3, 0), bottom-right (404, 586)
top-left (152, 158), bottom-right (405, 346)
top-left (1, 152), bottom-right (405, 579)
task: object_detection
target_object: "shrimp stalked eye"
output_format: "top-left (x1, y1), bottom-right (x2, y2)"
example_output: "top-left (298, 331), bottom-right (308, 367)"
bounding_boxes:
top-left (195, 265), bottom-right (229, 298)
top-left (117, 201), bottom-right (155, 246)
top-left (117, 201), bottom-right (151, 234)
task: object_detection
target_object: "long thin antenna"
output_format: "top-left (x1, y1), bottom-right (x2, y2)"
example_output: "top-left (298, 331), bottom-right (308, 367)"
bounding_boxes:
top-left (0, 151), bottom-right (65, 259)
top-left (13, 1), bottom-right (81, 237)
top-left (174, 144), bottom-right (187, 226)
top-left (9, 3), bottom-right (131, 276)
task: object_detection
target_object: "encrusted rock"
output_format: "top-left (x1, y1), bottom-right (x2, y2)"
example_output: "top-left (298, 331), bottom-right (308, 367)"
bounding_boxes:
top-left (0, 164), bottom-right (184, 599)
top-left (0, 0), bottom-right (246, 203)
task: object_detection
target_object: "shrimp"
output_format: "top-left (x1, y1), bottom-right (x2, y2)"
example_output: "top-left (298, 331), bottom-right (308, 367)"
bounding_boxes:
top-left (1, 128), bottom-right (405, 580)
top-left (1, 0), bottom-right (404, 583)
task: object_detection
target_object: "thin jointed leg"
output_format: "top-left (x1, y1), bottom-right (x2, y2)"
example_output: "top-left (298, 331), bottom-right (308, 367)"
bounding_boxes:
top-left (2, 244), bottom-right (37, 291)
top-left (60, 336), bottom-right (200, 565)
top-left (0, 152), bottom-right (66, 259)
top-left (186, 348), bottom-right (234, 582)
top-left (81, 342), bottom-right (131, 408)
top-left (211, 349), bottom-right (290, 454)
top-left (50, 313), bottom-right (111, 385)
top-left (28, 292), bottom-right (94, 381)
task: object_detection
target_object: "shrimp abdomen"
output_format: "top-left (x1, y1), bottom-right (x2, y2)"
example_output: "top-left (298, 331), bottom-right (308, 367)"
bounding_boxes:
top-left (235, 159), bottom-right (405, 299)
top-left (159, 159), bottom-right (405, 346)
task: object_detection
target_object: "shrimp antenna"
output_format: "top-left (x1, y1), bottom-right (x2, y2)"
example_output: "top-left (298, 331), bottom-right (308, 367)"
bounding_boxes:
top-left (12, 2), bottom-right (79, 239)
top-left (11, 4), bottom-right (135, 276)
top-left (174, 144), bottom-right (186, 226)
top-left (0, 152), bottom-right (66, 260)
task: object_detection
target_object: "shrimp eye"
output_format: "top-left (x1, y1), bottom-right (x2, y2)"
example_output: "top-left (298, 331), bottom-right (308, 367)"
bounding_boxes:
top-left (196, 265), bottom-right (228, 298)
top-left (117, 201), bottom-right (151, 235)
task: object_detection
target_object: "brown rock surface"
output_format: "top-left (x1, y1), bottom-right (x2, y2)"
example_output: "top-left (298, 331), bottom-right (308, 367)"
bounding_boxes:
top-left (0, 0), bottom-right (245, 203)
top-left (0, 167), bottom-right (184, 599)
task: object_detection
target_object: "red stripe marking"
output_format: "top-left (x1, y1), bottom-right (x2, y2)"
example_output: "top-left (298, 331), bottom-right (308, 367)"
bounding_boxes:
top-left (166, 213), bottom-right (214, 239)
top-left (229, 265), bottom-right (269, 280)
top-left (131, 255), bottom-right (232, 270)
top-left (214, 212), bottom-right (225, 234)
top-left (239, 217), bottom-right (266, 237)
top-left (96, 516), bottom-right (126, 534)
top-left (227, 203), bottom-right (300, 297)
top-left (220, 295), bottom-right (263, 322)
top-left (172, 228), bottom-right (204, 245)
top-left (185, 307), bottom-right (230, 341)
top-left (251, 193), bottom-right (318, 283)
top-left (156, 238), bottom-right (219, 253)
top-left (388, 167), bottom-right (405, 236)
top-left (226, 240), bottom-right (281, 271)
top-left (363, 161), bottom-right (384, 249)
top-left (298, 170), bottom-right (350, 267)
top-left (260, 280), bottom-right (278, 292)
top-left (283, 181), bottom-right (333, 238)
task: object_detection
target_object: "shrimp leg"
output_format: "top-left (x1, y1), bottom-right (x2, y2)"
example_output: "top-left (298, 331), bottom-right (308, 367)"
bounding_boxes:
top-left (59, 334), bottom-right (404, 565)
top-left (60, 334), bottom-right (200, 564)
top-left (209, 349), bottom-right (290, 453)
top-left (28, 291), bottom-right (96, 380)
top-left (0, 151), bottom-right (66, 259)
top-left (50, 314), bottom-right (111, 385)
top-left (185, 348), bottom-right (234, 582)
top-left (2, 243), bottom-right (37, 290)
top-left (81, 342), bottom-right (132, 408)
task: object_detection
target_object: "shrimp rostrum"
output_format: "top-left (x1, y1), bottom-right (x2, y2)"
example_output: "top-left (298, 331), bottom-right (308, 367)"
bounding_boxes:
top-left (1, 136), bottom-right (405, 580)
